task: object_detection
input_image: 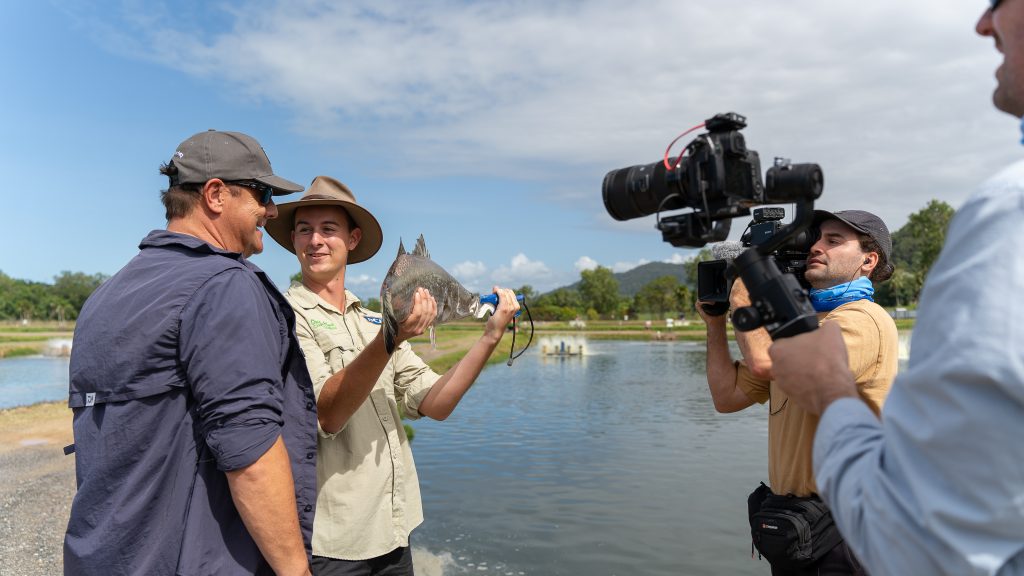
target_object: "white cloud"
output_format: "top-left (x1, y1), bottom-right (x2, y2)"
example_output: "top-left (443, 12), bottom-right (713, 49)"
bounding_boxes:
top-left (491, 253), bottom-right (555, 289)
top-left (451, 260), bottom-right (489, 293)
top-left (574, 256), bottom-right (599, 272)
top-left (452, 260), bottom-right (488, 279)
top-left (346, 273), bottom-right (380, 299)
top-left (78, 1), bottom-right (1015, 235)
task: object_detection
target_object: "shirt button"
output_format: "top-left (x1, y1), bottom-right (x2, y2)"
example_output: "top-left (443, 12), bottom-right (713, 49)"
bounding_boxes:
top-left (306, 452), bottom-right (314, 460)
top-left (382, 414), bottom-right (389, 421)
top-left (304, 504), bottom-right (312, 513)
top-left (306, 401), bottom-right (314, 410)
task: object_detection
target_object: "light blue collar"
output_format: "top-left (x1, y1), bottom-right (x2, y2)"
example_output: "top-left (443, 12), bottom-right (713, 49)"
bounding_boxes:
top-left (809, 276), bottom-right (874, 312)
top-left (1020, 117), bottom-right (1024, 145)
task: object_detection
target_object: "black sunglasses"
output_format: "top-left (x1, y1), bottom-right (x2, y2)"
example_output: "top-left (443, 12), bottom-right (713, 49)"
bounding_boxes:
top-left (991, 0), bottom-right (1003, 10)
top-left (229, 180), bottom-right (275, 205)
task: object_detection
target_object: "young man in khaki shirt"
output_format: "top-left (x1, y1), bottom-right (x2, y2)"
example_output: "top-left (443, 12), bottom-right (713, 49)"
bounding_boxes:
top-left (266, 175), bottom-right (520, 576)
top-left (697, 210), bottom-right (899, 576)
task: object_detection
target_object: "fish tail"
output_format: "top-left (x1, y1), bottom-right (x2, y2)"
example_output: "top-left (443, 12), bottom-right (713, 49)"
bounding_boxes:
top-left (429, 325), bottom-right (436, 350)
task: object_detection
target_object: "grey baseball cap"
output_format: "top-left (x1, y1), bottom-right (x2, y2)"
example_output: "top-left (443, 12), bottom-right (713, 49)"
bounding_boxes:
top-left (167, 130), bottom-right (303, 195)
top-left (813, 209), bottom-right (892, 262)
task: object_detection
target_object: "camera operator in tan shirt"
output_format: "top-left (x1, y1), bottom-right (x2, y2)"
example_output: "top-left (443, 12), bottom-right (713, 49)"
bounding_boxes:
top-left (696, 210), bottom-right (898, 576)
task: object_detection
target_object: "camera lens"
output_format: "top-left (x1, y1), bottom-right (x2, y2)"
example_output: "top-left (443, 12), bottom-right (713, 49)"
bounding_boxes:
top-left (602, 161), bottom-right (686, 221)
top-left (765, 163), bottom-right (824, 203)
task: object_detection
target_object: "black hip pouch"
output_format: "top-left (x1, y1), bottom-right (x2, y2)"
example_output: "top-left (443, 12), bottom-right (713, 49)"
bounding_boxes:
top-left (747, 482), bottom-right (843, 569)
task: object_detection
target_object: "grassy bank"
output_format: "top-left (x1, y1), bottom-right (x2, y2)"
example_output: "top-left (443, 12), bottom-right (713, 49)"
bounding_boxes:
top-left (0, 323), bottom-right (74, 358)
top-left (409, 315), bottom-right (916, 369)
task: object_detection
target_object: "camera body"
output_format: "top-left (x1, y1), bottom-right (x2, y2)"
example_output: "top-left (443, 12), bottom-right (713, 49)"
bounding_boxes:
top-left (742, 206), bottom-right (820, 280)
top-left (603, 113), bottom-right (824, 248)
top-left (602, 113), bottom-right (824, 339)
top-left (696, 207), bottom-right (820, 309)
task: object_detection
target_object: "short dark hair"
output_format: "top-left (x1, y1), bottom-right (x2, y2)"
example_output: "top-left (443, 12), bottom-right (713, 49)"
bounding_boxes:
top-left (859, 234), bottom-right (894, 283)
top-left (159, 163), bottom-right (245, 220)
top-left (159, 163), bottom-right (202, 220)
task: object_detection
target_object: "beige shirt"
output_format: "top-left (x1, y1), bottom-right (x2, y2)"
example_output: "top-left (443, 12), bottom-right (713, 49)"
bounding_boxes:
top-left (736, 299), bottom-right (898, 497)
top-left (285, 282), bottom-right (440, 561)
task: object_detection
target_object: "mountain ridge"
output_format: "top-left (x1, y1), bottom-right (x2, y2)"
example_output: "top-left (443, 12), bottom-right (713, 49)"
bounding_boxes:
top-left (550, 261), bottom-right (691, 298)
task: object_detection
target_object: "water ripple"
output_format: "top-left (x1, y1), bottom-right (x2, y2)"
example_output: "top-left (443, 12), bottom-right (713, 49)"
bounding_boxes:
top-left (412, 340), bottom-right (768, 576)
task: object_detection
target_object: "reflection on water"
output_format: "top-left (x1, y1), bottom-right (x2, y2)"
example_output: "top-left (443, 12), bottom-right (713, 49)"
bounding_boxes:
top-left (0, 356), bottom-right (70, 409)
top-left (411, 340), bottom-right (768, 576)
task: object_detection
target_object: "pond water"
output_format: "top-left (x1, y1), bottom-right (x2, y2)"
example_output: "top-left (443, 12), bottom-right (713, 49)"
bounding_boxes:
top-left (0, 355), bottom-right (70, 409)
top-left (3, 338), bottom-right (843, 575)
top-left (410, 339), bottom-right (769, 576)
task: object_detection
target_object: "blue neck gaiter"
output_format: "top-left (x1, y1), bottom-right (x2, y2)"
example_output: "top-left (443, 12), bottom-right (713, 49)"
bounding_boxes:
top-left (808, 276), bottom-right (874, 312)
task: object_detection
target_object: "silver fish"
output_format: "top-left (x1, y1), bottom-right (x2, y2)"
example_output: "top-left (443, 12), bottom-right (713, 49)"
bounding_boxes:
top-left (381, 235), bottom-right (480, 353)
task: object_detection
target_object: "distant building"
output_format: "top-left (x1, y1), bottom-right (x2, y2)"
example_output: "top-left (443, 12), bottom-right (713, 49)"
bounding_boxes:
top-left (891, 308), bottom-right (917, 320)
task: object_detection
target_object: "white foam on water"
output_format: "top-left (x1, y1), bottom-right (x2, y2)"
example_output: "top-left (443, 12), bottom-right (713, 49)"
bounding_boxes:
top-left (44, 338), bottom-right (73, 357)
top-left (537, 335), bottom-right (588, 357)
top-left (411, 547), bottom-right (455, 576)
top-left (413, 548), bottom-right (524, 576)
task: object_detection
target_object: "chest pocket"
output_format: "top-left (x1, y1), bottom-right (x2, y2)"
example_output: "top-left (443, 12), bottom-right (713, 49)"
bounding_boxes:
top-left (313, 329), bottom-right (356, 374)
top-left (310, 321), bottom-right (399, 404)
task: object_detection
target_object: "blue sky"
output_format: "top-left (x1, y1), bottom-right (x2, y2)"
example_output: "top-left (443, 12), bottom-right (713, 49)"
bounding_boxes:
top-left (2, 1), bottom-right (1018, 301)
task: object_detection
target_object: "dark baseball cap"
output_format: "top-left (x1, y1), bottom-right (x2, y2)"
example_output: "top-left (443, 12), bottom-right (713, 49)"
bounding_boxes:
top-left (813, 209), bottom-right (892, 262)
top-left (167, 130), bottom-right (303, 195)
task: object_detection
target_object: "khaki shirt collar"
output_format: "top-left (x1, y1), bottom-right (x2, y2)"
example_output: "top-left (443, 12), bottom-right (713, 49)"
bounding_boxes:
top-left (287, 280), bottom-right (362, 315)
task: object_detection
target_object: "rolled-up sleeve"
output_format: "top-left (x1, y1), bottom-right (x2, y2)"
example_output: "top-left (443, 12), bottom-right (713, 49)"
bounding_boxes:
top-left (179, 270), bottom-right (285, 471)
top-left (391, 342), bottom-right (439, 420)
top-left (735, 362), bottom-right (769, 404)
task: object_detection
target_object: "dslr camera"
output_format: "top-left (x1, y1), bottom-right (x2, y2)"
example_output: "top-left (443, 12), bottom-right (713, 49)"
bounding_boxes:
top-left (602, 112), bottom-right (825, 339)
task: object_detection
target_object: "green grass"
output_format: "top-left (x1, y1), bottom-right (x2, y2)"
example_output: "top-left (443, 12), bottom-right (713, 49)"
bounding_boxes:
top-left (0, 335), bottom-right (54, 343)
top-left (0, 347), bottom-right (40, 358)
top-left (421, 345), bottom-right (513, 373)
top-left (894, 319), bottom-right (915, 330)
top-left (0, 323), bottom-right (75, 333)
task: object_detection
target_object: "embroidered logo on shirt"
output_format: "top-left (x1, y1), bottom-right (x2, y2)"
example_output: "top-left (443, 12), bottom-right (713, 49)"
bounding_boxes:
top-left (363, 315), bottom-right (382, 325)
top-left (310, 318), bottom-right (337, 330)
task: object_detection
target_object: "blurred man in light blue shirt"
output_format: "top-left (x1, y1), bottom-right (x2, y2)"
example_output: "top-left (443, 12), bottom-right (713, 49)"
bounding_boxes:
top-left (766, 2), bottom-right (1024, 574)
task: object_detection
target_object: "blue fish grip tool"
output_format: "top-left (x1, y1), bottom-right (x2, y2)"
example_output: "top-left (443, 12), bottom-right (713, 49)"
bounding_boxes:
top-left (476, 293), bottom-right (525, 318)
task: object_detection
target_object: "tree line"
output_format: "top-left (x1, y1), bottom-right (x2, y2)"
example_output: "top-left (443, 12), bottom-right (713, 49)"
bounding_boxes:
top-left (0, 199), bottom-right (953, 324)
top-left (0, 271), bottom-right (109, 323)
top-left (526, 198), bottom-right (956, 320)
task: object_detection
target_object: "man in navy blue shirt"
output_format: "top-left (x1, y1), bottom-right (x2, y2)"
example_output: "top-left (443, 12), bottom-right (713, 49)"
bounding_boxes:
top-left (65, 130), bottom-right (318, 575)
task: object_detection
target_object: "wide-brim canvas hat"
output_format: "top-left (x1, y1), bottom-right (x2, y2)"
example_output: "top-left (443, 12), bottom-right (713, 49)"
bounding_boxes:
top-left (265, 175), bottom-right (383, 264)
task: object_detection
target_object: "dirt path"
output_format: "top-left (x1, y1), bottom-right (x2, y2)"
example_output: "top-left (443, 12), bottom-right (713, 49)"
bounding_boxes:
top-left (0, 402), bottom-right (75, 576)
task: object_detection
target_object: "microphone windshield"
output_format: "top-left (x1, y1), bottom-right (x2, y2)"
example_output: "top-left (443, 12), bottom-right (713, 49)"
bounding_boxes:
top-left (710, 241), bottom-right (745, 261)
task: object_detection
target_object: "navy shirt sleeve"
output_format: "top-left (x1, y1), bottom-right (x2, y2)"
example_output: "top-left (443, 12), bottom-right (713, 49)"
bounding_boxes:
top-left (179, 268), bottom-right (286, 472)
